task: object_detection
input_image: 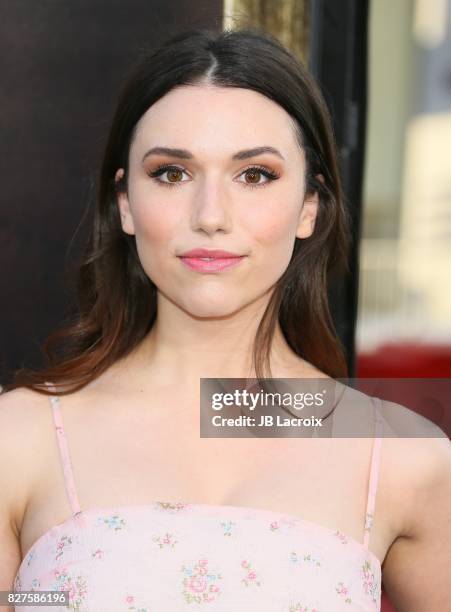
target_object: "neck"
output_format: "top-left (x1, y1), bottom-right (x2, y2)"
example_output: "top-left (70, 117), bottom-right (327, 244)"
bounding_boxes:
top-left (113, 290), bottom-right (303, 386)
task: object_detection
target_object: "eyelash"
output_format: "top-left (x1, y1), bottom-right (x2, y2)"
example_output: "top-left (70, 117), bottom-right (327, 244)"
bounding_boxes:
top-left (147, 163), bottom-right (281, 190)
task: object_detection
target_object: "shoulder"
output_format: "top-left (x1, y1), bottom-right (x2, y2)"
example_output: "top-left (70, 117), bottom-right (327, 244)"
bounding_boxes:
top-left (0, 386), bottom-right (52, 441)
top-left (0, 385), bottom-right (52, 456)
top-left (378, 398), bottom-right (449, 515)
top-left (0, 387), bottom-right (53, 528)
top-left (380, 422), bottom-right (450, 608)
top-left (384, 427), bottom-right (450, 536)
top-left (362, 396), bottom-right (449, 531)
top-left (324, 388), bottom-right (449, 533)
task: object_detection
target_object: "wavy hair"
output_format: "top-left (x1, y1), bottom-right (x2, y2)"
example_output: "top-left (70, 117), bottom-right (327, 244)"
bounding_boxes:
top-left (6, 26), bottom-right (352, 396)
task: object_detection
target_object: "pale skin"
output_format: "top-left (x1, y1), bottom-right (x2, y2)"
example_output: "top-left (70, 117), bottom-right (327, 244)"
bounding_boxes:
top-left (0, 84), bottom-right (450, 610)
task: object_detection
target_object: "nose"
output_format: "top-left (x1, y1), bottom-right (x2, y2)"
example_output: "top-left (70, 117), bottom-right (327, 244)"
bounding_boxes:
top-left (190, 175), bottom-right (232, 236)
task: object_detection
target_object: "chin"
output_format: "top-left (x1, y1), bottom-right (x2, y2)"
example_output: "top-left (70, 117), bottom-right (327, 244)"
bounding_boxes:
top-left (179, 295), bottom-right (245, 319)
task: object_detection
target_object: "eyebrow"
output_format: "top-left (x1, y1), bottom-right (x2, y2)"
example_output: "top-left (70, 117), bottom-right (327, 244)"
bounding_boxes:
top-left (141, 145), bottom-right (285, 162)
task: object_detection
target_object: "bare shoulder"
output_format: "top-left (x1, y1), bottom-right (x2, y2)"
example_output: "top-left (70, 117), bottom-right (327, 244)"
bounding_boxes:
top-left (0, 387), bottom-right (52, 525)
top-left (378, 396), bottom-right (448, 438)
top-left (377, 399), bottom-right (451, 610)
top-left (345, 393), bottom-right (449, 524)
top-left (382, 423), bottom-right (450, 527)
top-left (0, 386), bottom-right (47, 448)
top-left (0, 386), bottom-right (52, 444)
top-left (377, 397), bottom-right (449, 530)
top-left (0, 387), bottom-right (53, 591)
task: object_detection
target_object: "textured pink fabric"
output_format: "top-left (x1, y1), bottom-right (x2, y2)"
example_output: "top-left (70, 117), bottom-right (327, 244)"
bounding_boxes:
top-left (14, 384), bottom-right (383, 611)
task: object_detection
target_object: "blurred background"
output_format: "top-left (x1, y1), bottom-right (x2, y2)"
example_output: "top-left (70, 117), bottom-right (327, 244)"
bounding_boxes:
top-left (1, 1), bottom-right (450, 608)
top-left (357, 0), bottom-right (451, 378)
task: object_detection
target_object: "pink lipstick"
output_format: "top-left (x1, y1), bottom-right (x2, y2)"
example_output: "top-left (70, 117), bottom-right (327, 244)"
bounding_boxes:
top-left (178, 248), bottom-right (246, 273)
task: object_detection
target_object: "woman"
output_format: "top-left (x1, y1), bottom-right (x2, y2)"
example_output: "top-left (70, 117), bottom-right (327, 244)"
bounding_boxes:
top-left (1, 27), bottom-right (449, 611)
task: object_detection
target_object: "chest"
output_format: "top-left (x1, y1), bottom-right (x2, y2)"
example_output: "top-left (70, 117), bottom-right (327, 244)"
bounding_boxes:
top-left (20, 395), bottom-right (389, 570)
top-left (54, 404), bottom-right (365, 514)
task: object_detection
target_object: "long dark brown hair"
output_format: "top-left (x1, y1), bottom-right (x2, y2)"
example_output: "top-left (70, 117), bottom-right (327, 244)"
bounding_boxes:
top-left (6, 26), bottom-right (352, 397)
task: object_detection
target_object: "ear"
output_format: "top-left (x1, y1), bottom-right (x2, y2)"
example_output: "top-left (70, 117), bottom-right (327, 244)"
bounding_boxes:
top-left (115, 168), bottom-right (135, 236)
top-left (296, 174), bottom-right (323, 239)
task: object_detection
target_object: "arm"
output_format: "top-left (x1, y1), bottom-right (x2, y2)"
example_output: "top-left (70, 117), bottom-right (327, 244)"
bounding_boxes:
top-left (0, 389), bottom-right (34, 607)
top-left (382, 434), bottom-right (451, 611)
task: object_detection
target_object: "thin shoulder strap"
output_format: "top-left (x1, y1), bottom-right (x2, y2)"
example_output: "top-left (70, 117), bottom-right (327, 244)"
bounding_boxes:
top-left (362, 396), bottom-right (383, 549)
top-left (45, 381), bottom-right (81, 516)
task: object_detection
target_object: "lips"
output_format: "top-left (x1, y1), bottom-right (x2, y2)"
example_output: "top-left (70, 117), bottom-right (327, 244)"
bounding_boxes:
top-left (178, 248), bottom-right (244, 259)
top-left (177, 248), bottom-right (246, 273)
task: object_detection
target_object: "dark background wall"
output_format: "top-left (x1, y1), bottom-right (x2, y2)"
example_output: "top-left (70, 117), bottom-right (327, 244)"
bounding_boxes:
top-left (309, 0), bottom-right (369, 378)
top-left (0, 0), bottom-right (223, 384)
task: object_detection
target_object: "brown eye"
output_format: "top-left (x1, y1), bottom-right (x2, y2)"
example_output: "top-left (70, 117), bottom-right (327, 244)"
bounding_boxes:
top-left (148, 163), bottom-right (280, 189)
top-left (166, 168), bottom-right (183, 183)
top-left (147, 164), bottom-right (190, 187)
top-left (244, 169), bottom-right (261, 184)
top-left (238, 165), bottom-right (280, 188)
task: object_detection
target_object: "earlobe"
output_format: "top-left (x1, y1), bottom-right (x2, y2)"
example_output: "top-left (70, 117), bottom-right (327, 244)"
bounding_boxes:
top-left (115, 168), bottom-right (135, 236)
top-left (296, 174), bottom-right (323, 239)
top-left (296, 190), bottom-right (319, 239)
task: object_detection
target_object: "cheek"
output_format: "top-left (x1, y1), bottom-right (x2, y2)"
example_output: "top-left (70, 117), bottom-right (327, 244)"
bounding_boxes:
top-left (127, 176), bottom-right (179, 243)
top-left (133, 199), bottom-right (177, 246)
top-left (131, 199), bottom-right (180, 282)
top-left (245, 201), bottom-right (299, 260)
top-left (214, 201), bottom-right (299, 299)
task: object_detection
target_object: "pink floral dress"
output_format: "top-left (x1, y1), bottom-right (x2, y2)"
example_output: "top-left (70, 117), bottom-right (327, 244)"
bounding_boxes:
top-left (13, 385), bottom-right (383, 611)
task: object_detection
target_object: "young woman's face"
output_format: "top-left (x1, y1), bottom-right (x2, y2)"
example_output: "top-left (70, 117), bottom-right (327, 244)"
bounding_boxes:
top-left (116, 84), bottom-right (319, 318)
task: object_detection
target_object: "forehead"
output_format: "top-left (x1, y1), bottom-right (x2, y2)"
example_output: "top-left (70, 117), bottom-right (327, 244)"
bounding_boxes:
top-left (131, 85), bottom-right (301, 160)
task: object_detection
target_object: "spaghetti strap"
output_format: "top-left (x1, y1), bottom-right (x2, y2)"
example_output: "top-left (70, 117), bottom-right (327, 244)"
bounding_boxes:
top-left (362, 396), bottom-right (383, 549)
top-left (44, 381), bottom-right (81, 516)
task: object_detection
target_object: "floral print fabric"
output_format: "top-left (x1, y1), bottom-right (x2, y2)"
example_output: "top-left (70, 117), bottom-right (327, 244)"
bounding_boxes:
top-left (14, 501), bottom-right (381, 611)
top-left (13, 384), bottom-right (383, 611)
